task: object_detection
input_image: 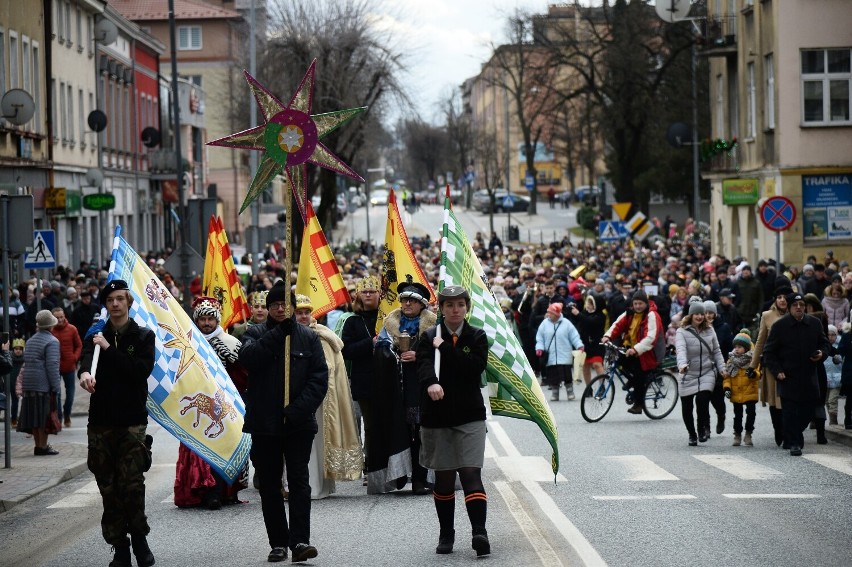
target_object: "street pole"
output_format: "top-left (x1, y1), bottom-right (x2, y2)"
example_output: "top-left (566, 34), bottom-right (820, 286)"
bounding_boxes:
top-left (1, 196), bottom-right (11, 468)
top-left (691, 41), bottom-right (700, 225)
top-left (503, 73), bottom-right (512, 240)
top-left (168, 0), bottom-right (191, 311)
top-left (249, 0), bottom-right (260, 267)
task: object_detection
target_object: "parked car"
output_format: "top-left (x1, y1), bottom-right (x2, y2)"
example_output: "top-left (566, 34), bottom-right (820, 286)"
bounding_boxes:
top-left (575, 185), bottom-right (601, 203)
top-left (370, 189), bottom-right (389, 206)
top-left (472, 189), bottom-right (530, 213)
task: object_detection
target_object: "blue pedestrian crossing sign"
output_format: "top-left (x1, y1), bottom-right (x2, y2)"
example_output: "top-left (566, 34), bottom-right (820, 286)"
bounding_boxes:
top-left (24, 230), bottom-right (57, 269)
top-left (502, 195), bottom-right (515, 209)
top-left (599, 221), bottom-right (625, 241)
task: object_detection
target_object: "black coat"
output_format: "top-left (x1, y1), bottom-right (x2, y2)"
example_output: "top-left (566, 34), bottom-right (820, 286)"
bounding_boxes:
top-left (239, 319), bottom-right (328, 436)
top-left (416, 321), bottom-right (488, 428)
top-left (763, 314), bottom-right (831, 404)
top-left (569, 308), bottom-right (606, 360)
top-left (607, 293), bottom-right (630, 324)
top-left (340, 309), bottom-right (378, 401)
top-left (78, 319), bottom-right (155, 427)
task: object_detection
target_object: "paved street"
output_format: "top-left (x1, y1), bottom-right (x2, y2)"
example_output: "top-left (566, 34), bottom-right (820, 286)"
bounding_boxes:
top-left (2, 386), bottom-right (850, 566)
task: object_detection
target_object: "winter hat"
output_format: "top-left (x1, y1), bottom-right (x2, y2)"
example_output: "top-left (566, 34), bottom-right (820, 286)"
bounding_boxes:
top-left (703, 300), bottom-right (717, 314)
top-left (688, 295), bottom-right (703, 305)
top-left (774, 284), bottom-right (793, 298)
top-left (631, 290), bottom-right (649, 304)
top-left (192, 296), bottom-right (222, 323)
top-left (687, 302), bottom-right (705, 316)
top-left (732, 329), bottom-right (753, 350)
top-left (803, 293), bottom-right (822, 311)
top-left (266, 281), bottom-right (289, 307)
top-left (546, 303), bottom-right (563, 316)
top-left (36, 309), bottom-right (58, 330)
top-left (828, 324), bottom-right (838, 335)
top-left (803, 263), bottom-right (814, 273)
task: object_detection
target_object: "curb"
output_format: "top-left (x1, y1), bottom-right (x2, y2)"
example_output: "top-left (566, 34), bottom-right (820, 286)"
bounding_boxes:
top-left (0, 459), bottom-right (89, 513)
top-left (825, 424), bottom-right (852, 449)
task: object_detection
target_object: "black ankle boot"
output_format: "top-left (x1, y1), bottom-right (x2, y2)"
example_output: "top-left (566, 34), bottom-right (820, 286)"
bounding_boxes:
top-left (436, 529), bottom-right (455, 554)
top-left (109, 544), bottom-right (132, 567)
top-left (131, 534), bottom-right (156, 567)
top-left (472, 527), bottom-right (491, 557)
top-left (816, 422), bottom-right (828, 445)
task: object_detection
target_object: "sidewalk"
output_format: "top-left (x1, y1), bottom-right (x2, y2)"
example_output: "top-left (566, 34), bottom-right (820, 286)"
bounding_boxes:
top-left (0, 388), bottom-right (91, 512)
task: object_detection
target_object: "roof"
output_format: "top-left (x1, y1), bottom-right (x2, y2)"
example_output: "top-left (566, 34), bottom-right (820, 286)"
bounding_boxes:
top-left (110, 0), bottom-right (241, 21)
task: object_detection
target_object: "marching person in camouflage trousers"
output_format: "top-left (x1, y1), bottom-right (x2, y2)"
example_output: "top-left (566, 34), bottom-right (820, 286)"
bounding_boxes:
top-left (78, 280), bottom-right (156, 567)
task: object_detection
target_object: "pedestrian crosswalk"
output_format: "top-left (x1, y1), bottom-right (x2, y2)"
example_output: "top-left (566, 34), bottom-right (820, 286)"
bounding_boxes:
top-left (693, 454), bottom-right (784, 480)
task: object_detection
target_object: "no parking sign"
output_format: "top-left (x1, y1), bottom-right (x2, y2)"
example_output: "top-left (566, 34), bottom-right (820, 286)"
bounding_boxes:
top-left (760, 196), bottom-right (796, 232)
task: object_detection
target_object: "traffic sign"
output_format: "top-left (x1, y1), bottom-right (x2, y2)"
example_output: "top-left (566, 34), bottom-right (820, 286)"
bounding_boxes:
top-left (625, 211), bottom-right (654, 240)
top-left (24, 230), bottom-right (57, 269)
top-left (502, 195), bottom-right (515, 209)
top-left (612, 202), bottom-right (632, 221)
top-left (760, 196), bottom-right (796, 232)
top-left (525, 175), bottom-right (535, 191)
top-left (599, 221), bottom-right (625, 241)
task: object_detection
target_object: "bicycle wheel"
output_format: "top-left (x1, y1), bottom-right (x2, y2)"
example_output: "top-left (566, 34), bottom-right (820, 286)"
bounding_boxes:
top-left (581, 374), bottom-right (615, 423)
top-left (643, 371), bottom-right (679, 420)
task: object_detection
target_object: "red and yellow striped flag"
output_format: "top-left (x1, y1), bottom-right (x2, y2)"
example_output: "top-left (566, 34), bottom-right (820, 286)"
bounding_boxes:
top-left (295, 202), bottom-right (350, 317)
top-left (202, 216), bottom-right (251, 329)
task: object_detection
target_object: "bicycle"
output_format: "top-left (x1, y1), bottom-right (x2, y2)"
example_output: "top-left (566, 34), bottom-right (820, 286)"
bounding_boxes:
top-left (580, 342), bottom-right (679, 422)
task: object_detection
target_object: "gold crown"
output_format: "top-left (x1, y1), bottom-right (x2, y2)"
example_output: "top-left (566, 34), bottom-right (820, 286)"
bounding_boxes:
top-left (355, 275), bottom-right (380, 293)
top-left (295, 294), bottom-right (313, 310)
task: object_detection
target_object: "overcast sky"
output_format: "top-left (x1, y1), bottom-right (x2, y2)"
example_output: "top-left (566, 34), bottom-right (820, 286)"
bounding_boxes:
top-left (370, 0), bottom-right (546, 122)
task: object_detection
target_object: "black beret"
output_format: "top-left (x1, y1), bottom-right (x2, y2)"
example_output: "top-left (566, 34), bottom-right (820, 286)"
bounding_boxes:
top-left (101, 279), bottom-right (129, 305)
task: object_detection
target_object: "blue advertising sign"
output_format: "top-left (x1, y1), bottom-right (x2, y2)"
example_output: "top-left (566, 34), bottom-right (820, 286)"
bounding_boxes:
top-left (802, 174), bottom-right (852, 240)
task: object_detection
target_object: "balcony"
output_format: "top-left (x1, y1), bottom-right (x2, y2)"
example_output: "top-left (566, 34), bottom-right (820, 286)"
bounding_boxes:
top-left (702, 144), bottom-right (739, 174)
top-left (700, 15), bottom-right (737, 58)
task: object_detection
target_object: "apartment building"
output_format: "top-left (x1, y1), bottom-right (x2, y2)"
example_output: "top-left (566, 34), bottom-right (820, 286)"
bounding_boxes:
top-left (704, 0), bottom-right (852, 264)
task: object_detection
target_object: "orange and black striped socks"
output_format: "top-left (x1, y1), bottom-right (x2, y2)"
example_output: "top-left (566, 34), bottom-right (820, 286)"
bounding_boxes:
top-left (433, 490), bottom-right (455, 530)
top-left (464, 490), bottom-right (488, 530)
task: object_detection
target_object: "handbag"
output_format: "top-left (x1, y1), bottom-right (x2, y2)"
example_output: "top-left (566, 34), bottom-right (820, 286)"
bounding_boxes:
top-left (45, 395), bottom-right (62, 435)
top-left (540, 321), bottom-right (561, 366)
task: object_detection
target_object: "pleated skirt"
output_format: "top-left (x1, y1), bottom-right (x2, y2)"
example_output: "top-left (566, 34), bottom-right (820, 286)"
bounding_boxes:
top-left (16, 391), bottom-right (50, 433)
top-left (420, 421), bottom-right (486, 471)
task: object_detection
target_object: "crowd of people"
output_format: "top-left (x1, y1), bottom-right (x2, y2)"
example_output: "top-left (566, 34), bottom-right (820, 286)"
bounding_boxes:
top-left (2, 228), bottom-right (851, 563)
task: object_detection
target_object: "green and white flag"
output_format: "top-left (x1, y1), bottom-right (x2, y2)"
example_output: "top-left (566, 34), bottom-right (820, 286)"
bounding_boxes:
top-left (439, 197), bottom-right (559, 475)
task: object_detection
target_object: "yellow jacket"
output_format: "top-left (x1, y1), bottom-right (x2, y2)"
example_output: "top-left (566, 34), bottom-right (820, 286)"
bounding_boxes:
top-left (723, 366), bottom-right (760, 404)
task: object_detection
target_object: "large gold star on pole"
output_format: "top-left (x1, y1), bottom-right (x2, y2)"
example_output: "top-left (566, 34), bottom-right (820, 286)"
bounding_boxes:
top-left (207, 59), bottom-right (367, 215)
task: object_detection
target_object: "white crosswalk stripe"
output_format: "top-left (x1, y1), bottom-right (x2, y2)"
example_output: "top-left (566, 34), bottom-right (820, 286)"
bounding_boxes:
top-left (47, 480), bottom-right (101, 509)
top-left (803, 454), bottom-right (852, 476)
top-left (693, 454), bottom-right (784, 480)
top-left (604, 455), bottom-right (680, 481)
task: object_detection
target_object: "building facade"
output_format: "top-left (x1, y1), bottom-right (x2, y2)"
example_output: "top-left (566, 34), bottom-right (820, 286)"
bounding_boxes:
top-left (705, 0), bottom-right (852, 265)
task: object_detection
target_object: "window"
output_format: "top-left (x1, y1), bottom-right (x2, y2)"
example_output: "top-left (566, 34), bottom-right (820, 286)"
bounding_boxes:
top-left (67, 83), bottom-right (74, 142)
top-left (801, 48), bottom-right (851, 124)
top-left (65, 1), bottom-right (72, 47)
top-left (715, 74), bottom-right (724, 136)
top-left (87, 15), bottom-right (93, 56)
top-left (79, 89), bottom-right (85, 146)
top-left (50, 79), bottom-right (56, 140)
top-left (765, 54), bottom-right (775, 129)
top-left (22, 37), bottom-right (30, 92)
top-left (59, 81), bottom-right (67, 141)
top-left (747, 62), bottom-right (756, 137)
top-left (177, 26), bottom-right (202, 50)
top-left (0, 30), bottom-right (5, 113)
top-left (728, 73), bottom-right (739, 138)
top-left (33, 43), bottom-right (40, 132)
top-left (56, 0), bottom-right (64, 42)
top-left (76, 7), bottom-right (83, 51)
top-left (10, 32), bottom-right (18, 89)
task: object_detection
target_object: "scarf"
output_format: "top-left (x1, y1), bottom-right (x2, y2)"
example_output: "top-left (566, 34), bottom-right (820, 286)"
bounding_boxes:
top-left (398, 314), bottom-right (421, 337)
top-left (203, 326), bottom-right (240, 364)
top-left (726, 350), bottom-right (752, 375)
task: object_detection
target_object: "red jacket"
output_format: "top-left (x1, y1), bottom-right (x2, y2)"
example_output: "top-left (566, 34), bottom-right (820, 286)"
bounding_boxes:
top-left (604, 300), bottom-right (662, 371)
top-left (51, 322), bottom-right (82, 373)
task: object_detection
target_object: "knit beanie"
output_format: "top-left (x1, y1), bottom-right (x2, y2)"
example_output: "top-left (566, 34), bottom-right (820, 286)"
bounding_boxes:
top-left (547, 303), bottom-right (563, 316)
top-left (703, 300), bottom-right (717, 314)
top-left (632, 290), bottom-right (648, 304)
top-left (732, 329), bottom-right (753, 350)
top-left (687, 302), bottom-right (705, 316)
top-left (266, 281), bottom-right (289, 307)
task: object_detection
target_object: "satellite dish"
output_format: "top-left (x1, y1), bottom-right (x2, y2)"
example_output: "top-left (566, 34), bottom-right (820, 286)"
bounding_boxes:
top-left (666, 122), bottom-right (692, 148)
top-left (86, 168), bottom-right (104, 189)
top-left (1, 89), bottom-right (36, 125)
top-left (94, 16), bottom-right (118, 46)
top-left (88, 110), bottom-right (108, 132)
top-left (655, 0), bottom-right (690, 23)
top-left (140, 127), bottom-right (161, 148)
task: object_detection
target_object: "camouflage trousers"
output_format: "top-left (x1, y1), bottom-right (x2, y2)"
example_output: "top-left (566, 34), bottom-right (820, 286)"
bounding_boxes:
top-left (87, 425), bottom-right (152, 546)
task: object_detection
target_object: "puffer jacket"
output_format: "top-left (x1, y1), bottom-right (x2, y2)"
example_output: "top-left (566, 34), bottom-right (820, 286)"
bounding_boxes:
top-left (22, 330), bottom-right (61, 394)
top-left (675, 324), bottom-right (725, 397)
top-left (723, 366), bottom-right (760, 403)
top-left (535, 315), bottom-right (584, 366)
top-left (51, 322), bottom-right (82, 373)
top-left (821, 294), bottom-right (849, 328)
top-left (604, 300), bottom-right (662, 371)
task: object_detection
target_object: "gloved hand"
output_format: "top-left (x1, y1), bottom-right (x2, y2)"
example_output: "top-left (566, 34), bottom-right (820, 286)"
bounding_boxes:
top-left (536, 349), bottom-right (543, 358)
top-left (746, 367), bottom-right (756, 379)
top-left (724, 389), bottom-right (732, 399)
top-left (280, 318), bottom-right (295, 336)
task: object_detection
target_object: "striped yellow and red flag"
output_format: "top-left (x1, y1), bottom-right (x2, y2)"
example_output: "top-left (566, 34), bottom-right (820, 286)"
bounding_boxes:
top-left (295, 202), bottom-right (350, 317)
top-left (202, 216), bottom-right (251, 329)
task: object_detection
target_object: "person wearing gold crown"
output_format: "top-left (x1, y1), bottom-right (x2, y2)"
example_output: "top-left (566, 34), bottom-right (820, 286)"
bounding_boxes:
top-left (232, 290), bottom-right (269, 340)
top-left (291, 294), bottom-right (362, 499)
top-left (369, 281), bottom-right (437, 495)
top-left (173, 296), bottom-right (248, 509)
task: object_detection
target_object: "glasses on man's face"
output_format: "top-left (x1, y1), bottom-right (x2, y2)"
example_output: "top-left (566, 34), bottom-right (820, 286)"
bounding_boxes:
top-left (401, 298), bottom-right (419, 304)
top-left (268, 301), bottom-right (288, 310)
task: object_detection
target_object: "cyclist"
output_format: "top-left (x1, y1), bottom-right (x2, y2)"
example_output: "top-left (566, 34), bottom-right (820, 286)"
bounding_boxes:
top-left (601, 289), bottom-right (663, 414)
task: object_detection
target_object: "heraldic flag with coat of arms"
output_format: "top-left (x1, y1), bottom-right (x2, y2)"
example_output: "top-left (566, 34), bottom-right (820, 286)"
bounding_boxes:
top-left (439, 198), bottom-right (560, 475)
top-left (93, 226), bottom-right (251, 483)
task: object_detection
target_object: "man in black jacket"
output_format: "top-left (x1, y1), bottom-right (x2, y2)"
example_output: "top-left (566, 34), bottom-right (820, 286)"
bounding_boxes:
top-left (78, 280), bottom-right (156, 567)
top-left (239, 281), bottom-right (328, 563)
top-left (763, 293), bottom-right (831, 456)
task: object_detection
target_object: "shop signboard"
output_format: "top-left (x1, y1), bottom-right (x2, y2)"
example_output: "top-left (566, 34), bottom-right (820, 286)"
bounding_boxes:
top-left (722, 178), bottom-right (759, 205)
top-left (802, 174), bottom-right (852, 240)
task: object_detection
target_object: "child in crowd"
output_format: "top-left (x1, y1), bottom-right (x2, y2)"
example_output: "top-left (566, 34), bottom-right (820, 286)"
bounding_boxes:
top-left (723, 330), bottom-right (760, 446)
top-left (826, 325), bottom-right (843, 425)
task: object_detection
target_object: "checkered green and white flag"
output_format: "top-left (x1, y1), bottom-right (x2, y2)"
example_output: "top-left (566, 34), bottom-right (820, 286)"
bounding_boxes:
top-left (439, 198), bottom-right (559, 475)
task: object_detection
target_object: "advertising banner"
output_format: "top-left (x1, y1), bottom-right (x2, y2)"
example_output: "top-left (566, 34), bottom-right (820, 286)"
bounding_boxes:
top-left (802, 174), bottom-right (852, 241)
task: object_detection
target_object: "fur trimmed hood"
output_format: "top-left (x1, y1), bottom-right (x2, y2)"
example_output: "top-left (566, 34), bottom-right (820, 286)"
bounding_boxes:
top-left (382, 307), bottom-right (438, 341)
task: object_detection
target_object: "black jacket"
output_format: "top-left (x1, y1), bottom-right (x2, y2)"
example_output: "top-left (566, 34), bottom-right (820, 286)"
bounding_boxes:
top-left (239, 319), bottom-right (328, 435)
top-left (416, 321), bottom-right (488, 428)
top-left (763, 313), bottom-right (830, 403)
top-left (79, 319), bottom-right (155, 427)
top-left (340, 309), bottom-right (378, 401)
top-left (70, 301), bottom-right (101, 338)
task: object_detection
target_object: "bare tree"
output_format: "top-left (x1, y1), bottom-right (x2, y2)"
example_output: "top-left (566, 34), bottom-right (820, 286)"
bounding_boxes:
top-left (399, 119), bottom-right (450, 190)
top-left (472, 124), bottom-right (509, 234)
top-left (441, 86), bottom-right (474, 207)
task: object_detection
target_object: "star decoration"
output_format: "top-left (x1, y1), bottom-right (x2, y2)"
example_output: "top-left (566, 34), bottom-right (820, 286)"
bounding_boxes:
top-left (207, 59), bottom-right (367, 215)
top-left (160, 321), bottom-right (205, 382)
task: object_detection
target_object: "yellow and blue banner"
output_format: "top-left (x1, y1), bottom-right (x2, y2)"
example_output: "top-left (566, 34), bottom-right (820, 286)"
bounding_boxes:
top-left (99, 226), bottom-right (250, 482)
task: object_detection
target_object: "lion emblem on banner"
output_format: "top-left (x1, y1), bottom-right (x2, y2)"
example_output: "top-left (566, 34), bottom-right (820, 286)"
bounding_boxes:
top-left (180, 390), bottom-right (238, 438)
